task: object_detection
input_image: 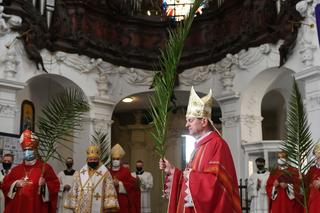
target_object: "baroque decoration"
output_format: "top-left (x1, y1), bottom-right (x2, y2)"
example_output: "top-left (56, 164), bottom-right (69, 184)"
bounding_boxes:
top-left (0, 0), bottom-right (303, 82)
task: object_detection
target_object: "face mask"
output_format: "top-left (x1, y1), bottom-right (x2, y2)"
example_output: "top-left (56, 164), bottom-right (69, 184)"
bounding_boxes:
top-left (87, 162), bottom-right (99, 169)
top-left (277, 158), bottom-right (286, 165)
top-left (23, 149), bottom-right (35, 161)
top-left (136, 167), bottom-right (143, 172)
top-left (112, 160), bottom-right (120, 168)
top-left (256, 165), bottom-right (265, 170)
top-left (66, 163), bottom-right (73, 169)
top-left (2, 162), bottom-right (12, 171)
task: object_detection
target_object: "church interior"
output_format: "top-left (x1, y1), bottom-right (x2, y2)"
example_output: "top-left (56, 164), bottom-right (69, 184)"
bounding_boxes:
top-left (1, 0), bottom-right (320, 212)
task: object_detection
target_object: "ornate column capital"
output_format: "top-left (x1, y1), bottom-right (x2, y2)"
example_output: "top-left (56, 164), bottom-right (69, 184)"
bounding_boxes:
top-left (295, 66), bottom-right (320, 81)
top-left (91, 118), bottom-right (114, 130)
top-left (220, 115), bottom-right (240, 128)
top-left (305, 94), bottom-right (320, 111)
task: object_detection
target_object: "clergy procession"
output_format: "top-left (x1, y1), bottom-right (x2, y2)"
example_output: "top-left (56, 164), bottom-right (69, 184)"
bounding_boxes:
top-left (0, 86), bottom-right (319, 213)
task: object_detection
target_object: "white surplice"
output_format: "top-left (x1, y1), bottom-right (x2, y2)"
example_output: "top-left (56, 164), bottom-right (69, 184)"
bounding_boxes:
top-left (248, 170), bottom-right (270, 213)
top-left (132, 171), bottom-right (153, 213)
top-left (57, 170), bottom-right (75, 213)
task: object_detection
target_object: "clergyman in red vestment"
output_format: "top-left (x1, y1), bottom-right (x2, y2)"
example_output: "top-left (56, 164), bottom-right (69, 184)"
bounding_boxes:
top-left (159, 86), bottom-right (241, 213)
top-left (2, 129), bottom-right (60, 213)
top-left (266, 151), bottom-right (303, 213)
top-left (306, 143), bottom-right (320, 213)
top-left (110, 144), bottom-right (141, 213)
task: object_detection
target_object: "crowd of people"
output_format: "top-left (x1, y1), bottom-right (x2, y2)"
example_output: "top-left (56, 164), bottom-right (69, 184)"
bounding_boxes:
top-left (1, 86), bottom-right (320, 213)
top-left (248, 148), bottom-right (320, 213)
top-left (0, 129), bottom-right (154, 213)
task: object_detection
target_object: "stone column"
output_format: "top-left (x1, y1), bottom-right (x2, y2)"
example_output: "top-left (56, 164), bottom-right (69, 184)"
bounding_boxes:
top-left (127, 111), bottom-right (152, 167)
top-left (0, 79), bottom-right (25, 134)
top-left (73, 95), bottom-right (115, 169)
top-left (295, 66), bottom-right (320, 141)
top-left (217, 92), bottom-right (245, 178)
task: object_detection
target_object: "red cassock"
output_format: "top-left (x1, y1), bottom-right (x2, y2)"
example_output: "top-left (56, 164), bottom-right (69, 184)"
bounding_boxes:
top-left (266, 167), bottom-right (303, 213)
top-left (306, 166), bottom-right (320, 213)
top-left (110, 166), bottom-right (140, 213)
top-left (2, 160), bottom-right (60, 213)
top-left (165, 131), bottom-right (241, 213)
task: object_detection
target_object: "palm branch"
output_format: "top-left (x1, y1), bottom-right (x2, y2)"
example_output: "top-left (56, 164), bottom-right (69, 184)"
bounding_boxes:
top-left (281, 79), bottom-right (314, 211)
top-left (90, 129), bottom-right (111, 165)
top-left (149, 0), bottom-right (203, 158)
top-left (35, 88), bottom-right (90, 164)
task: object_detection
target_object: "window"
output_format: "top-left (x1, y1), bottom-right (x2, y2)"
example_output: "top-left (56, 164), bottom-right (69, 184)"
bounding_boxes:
top-left (181, 135), bottom-right (196, 168)
top-left (162, 0), bottom-right (205, 21)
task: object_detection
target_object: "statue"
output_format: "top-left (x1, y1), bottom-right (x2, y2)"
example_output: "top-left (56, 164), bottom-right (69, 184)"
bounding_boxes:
top-left (17, 23), bottom-right (48, 72)
top-left (0, 6), bottom-right (11, 36)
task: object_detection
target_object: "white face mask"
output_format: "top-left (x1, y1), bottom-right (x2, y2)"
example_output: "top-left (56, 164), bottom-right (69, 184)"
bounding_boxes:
top-left (112, 160), bottom-right (120, 168)
top-left (277, 158), bottom-right (286, 165)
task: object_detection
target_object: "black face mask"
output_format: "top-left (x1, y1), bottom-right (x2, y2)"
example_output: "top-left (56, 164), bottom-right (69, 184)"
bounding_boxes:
top-left (136, 167), bottom-right (143, 172)
top-left (66, 163), bottom-right (73, 169)
top-left (257, 165), bottom-right (265, 170)
top-left (2, 163), bottom-right (12, 171)
top-left (87, 162), bottom-right (99, 169)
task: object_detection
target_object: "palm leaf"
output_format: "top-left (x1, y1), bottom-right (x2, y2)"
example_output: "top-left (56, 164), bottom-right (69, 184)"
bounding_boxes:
top-left (91, 129), bottom-right (111, 164)
top-left (148, 0), bottom-right (203, 158)
top-left (35, 88), bottom-right (90, 163)
top-left (281, 79), bottom-right (314, 211)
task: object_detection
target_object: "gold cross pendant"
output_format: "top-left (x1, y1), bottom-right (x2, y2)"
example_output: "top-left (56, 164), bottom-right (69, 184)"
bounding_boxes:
top-left (94, 192), bottom-right (101, 201)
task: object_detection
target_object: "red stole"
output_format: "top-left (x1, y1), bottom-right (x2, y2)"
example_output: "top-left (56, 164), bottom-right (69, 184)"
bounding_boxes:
top-left (110, 166), bottom-right (140, 213)
top-left (167, 131), bottom-right (241, 213)
top-left (266, 167), bottom-right (303, 213)
top-left (306, 166), bottom-right (320, 213)
top-left (2, 160), bottom-right (59, 213)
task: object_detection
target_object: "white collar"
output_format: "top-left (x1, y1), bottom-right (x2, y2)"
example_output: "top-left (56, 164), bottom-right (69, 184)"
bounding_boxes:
top-left (195, 131), bottom-right (212, 143)
top-left (112, 166), bottom-right (120, 171)
top-left (24, 159), bottom-right (37, 166)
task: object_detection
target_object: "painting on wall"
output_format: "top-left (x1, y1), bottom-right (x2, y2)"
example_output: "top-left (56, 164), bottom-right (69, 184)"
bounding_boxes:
top-left (20, 100), bottom-right (35, 134)
top-left (0, 132), bottom-right (24, 164)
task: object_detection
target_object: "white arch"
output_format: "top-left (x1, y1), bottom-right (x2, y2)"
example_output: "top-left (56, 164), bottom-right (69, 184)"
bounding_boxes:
top-left (15, 74), bottom-right (90, 172)
top-left (240, 67), bottom-right (294, 143)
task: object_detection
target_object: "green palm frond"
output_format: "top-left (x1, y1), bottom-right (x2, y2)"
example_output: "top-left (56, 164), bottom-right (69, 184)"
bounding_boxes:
top-left (91, 129), bottom-right (110, 164)
top-left (282, 80), bottom-right (313, 173)
top-left (149, 0), bottom-right (203, 158)
top-left (36, 88), bottom-right (90, 163)
top-left (281, 79), bottom-right (314, 211)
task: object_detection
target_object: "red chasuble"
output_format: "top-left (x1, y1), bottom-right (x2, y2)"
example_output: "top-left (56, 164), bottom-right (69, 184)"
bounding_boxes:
top-left (110, 166), bottom-right (140, 213)
top-left (2, 160), bottom-right (60, 213)
top-left (266, 167), bottom-right (303, 213)
top-left (306, 166), bottom-right (320, 213)
top-left (165, 131), bottom-right (241, 213)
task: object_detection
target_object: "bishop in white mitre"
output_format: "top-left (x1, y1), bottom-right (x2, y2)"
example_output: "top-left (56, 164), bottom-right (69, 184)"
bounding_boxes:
top-left (131, 160), bottom-right (153, 213)
top-left (248, 157), bottom-right (270, 213)
top-left (64, 145), bottom-right (119, 213)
